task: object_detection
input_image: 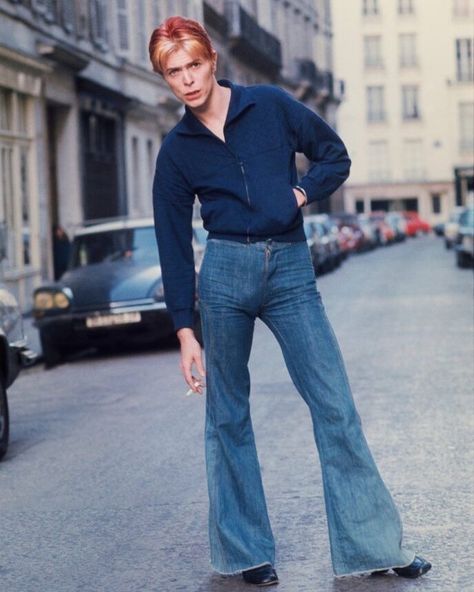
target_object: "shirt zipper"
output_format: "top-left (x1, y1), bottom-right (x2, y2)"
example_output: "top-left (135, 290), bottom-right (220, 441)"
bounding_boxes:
top-left (204, 130), bottom-right (252, 244)
top-left (239, 160), bottom-right (251, 243)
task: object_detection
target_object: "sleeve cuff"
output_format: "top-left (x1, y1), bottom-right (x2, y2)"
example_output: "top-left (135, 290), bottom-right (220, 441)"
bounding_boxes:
top-left (172, 309), bottom-right (195, 332)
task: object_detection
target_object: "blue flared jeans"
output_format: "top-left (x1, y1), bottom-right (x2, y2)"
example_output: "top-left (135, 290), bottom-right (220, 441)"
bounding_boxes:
top-left (197, 238), bottom-right (415, 576)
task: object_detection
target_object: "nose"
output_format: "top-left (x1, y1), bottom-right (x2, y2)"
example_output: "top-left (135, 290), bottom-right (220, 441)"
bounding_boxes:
top-left (182, 69), bottom-right (194, 86)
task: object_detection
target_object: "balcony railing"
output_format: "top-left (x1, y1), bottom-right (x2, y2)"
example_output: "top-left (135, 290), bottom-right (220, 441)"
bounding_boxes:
top-left (295, 59), bottom-right (336, 100)
top-left (203, 2), bottom-right (228, 37)
top-left (224, 1), bottom-right (282, 74)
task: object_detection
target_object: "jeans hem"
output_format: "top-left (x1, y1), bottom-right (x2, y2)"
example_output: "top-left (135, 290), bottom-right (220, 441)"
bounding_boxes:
top-left (333, 551), bottom-right (417, 577)
top-left (211, 561), bottom-right (273, 576)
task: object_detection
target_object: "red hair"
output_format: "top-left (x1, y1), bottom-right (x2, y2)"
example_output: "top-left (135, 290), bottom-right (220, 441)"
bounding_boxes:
top-left (148, 16), bottom-right (215, 75)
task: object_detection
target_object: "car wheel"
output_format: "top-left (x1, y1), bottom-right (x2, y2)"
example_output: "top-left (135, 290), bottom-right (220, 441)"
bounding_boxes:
top-left (0, 380), bottom-right (9, 461)
top-left (40, 333), bottom-right (63, 369)
top-left (456, 250), bottom-right (471, 269)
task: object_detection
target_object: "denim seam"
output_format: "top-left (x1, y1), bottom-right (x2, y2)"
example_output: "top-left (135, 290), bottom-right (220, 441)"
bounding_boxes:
top-left (210, 561), bottom-right (273, 576)
top-left (261, 312), bottom-right (347, 573)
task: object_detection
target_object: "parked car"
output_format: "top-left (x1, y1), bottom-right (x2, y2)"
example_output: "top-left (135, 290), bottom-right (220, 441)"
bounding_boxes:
top-left (0, 285), bottom-right (37, 460)
top-left (192, 219), bottom-right (208, 272)
top-left (455, 208), bottom-right (474, 268)
top-left (444, 207), bottom-right (466, 249)
top-left (33, 218), bottom-right (203, 368)
top-left (308, 214), bottom-right (342, 270)
top-left (368, 212), bottom-right (396, 245)
top-left (402, 211), bottom-right (431, 237)
top-left (355, 215), bottom-right (378, 251)
top-left (331, 213), bottom-right (369, 252)
top-left (303, 219), bottom-right (331, 273)
top-left (385, 212), bottom-right (407, 242)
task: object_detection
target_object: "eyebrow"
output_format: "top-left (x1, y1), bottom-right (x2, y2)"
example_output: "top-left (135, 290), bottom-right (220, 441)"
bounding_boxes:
top-left (165, 59), bottom-right (201, 74)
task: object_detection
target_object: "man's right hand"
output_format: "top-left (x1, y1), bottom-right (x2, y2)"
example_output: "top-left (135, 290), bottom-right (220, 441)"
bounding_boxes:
top-left (177, 328), bottom-right (206, 394)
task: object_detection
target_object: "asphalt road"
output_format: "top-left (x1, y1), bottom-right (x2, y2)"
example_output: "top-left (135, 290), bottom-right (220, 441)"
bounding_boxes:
top-left (2, 235), bottom-right (473, 592)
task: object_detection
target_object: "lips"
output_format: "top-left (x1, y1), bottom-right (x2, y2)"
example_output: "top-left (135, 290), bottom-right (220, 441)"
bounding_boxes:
top-left (185, 90), bottom-right (200, 99)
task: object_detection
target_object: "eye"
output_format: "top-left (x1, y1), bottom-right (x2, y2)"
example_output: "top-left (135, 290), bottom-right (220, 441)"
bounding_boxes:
top-left (191, 61), bottom-right (201, 68)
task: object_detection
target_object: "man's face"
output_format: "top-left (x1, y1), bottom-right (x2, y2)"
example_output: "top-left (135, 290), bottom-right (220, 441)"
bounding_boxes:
top-left (162, 48), bottom-right (216, 110)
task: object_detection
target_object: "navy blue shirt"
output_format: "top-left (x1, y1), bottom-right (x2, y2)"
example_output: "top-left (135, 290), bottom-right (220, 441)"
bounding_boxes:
top-left (153, 79), bottom-right (351, 331)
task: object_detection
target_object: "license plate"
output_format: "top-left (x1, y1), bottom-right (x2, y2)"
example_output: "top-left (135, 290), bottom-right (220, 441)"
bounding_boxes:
top-left (86, 311), bottom-right (142, 328)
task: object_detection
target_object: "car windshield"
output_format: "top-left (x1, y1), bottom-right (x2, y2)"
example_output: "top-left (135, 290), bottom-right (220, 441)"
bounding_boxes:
top-left (70, 227), bottom-right (159, 268)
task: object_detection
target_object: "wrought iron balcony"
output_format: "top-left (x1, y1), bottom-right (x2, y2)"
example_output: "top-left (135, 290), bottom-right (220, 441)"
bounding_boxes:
top-left (295, 59), bottom-right (336, 101)
top-left (224, 1), bottom-right (282, 74)
top-left (203, 2), bottom-right (228, 37)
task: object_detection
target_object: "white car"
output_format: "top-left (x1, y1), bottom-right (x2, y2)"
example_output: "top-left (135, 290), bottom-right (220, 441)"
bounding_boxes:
top-left (444, 207), bottom-right (466, 249)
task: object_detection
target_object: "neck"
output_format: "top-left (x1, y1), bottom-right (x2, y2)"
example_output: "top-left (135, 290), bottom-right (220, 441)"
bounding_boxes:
top-left (189, 79), bottom-right (230, 125)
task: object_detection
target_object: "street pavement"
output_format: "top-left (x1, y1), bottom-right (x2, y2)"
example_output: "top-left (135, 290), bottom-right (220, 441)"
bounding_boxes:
top-left (1, 235), bottom-right (473, 592)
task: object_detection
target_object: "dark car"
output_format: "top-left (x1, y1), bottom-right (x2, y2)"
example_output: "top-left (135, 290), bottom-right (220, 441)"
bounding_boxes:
top-left (0, 284), bottom-right (37, 460)
top-left (311, 214), bottom-right (343, 270)
top-left (304, 218), bottom-right (332, 273)
top-left (332, 213), bottom-right (370, 252)
top-left (455, 208), bottom-right (474, 268)
top-left (33, 218), bottom-right (202, 367)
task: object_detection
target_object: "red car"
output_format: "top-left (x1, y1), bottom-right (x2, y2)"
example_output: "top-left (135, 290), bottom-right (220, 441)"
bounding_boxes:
top-left (402, 211), bottom-right (431, 237)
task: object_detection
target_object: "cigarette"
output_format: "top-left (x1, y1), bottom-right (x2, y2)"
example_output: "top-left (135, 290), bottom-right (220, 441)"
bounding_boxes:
top-left (185, 380), bottom-right (202, 396)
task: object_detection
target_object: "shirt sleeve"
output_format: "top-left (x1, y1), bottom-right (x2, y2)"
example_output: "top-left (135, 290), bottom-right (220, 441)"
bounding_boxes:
top-left (277, 88), bottom-right (351, 204)
top-left (153, 146), bottom-right (196, 332)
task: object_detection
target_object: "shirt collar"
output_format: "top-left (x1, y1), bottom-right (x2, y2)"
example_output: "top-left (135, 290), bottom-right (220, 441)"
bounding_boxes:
top-left (176, 79), bottom-right (256, 136)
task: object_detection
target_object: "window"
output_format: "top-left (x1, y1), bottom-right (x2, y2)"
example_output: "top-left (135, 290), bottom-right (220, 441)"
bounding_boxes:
top-left (137, 0), bottom-right (147, 62)
top-left (0, 89), bottom-right (33, 271)
top-left (0, 145), bottom-right (16, 268)
top-left (398, 0), bottom-right (415, 14)
top-left (356, 200), bottom-right (365, 213)
top-left (459, 102), bottom-right (474, 152)
top-left (0, 89), bottom-right (12, 131)
top-left (364, 36), bottom-right (383, 68)
top-left (90, 0), bottom-right (108, 50)
top-left (20, 146), bottom-right (30, 265)
top-left (362, 0), bottom-right (379, 15)
top-left (431, 194), bottom-right (441, 214)
top-left (368, 141), bottom-right (390, 181)
top-left (116, 0), bottom-right (129, 52)
top-left (402, 139), bottom-right (424, 180)
top-left (399, 33), bottom-right (417, 67)
top-left (147, 139), bottom-right (154, 180)
top-left (131, 136), bottom-right (142, 214)
top-left (367, 86), bottom-right (386, 122)
top-left (456, 39), bottom-right (473, 82)
top-left (453, 0), bottom-right (474, 17)
top-left (402, 85), bottom-right (420, 120)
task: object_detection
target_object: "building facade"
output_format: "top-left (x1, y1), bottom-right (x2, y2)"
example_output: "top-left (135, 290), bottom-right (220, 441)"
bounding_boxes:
top-left (0, 0), bottom-right (344, 310)
top-left (332, 0), bottom-right (474, 222)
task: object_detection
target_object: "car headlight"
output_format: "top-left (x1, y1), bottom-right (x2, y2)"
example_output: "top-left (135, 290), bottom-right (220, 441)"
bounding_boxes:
top-left (34, 290), bottom-right (71, 310)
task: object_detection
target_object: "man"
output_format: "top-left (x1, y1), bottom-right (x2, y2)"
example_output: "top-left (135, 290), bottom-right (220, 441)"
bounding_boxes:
top-left (149, 16), bottom-right (431, 587)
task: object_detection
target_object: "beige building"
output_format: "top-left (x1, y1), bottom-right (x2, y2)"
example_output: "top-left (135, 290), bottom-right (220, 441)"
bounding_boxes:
top-left (0, 0), bottom-right (343, 310)
top-left (332, 0), bottom-right (474, 222)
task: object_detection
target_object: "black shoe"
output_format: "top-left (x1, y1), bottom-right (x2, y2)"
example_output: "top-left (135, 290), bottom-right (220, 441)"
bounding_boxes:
top-left (242, 564), bottom-right (279, 586)
top-left (393, 556), bottom-right (432, 578)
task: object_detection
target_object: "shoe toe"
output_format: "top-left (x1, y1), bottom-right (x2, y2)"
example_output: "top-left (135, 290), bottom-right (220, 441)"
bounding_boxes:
top-left (393, 555), bottom-right (432, 578)
top-left (242, 564), bottom-right (279, 586)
